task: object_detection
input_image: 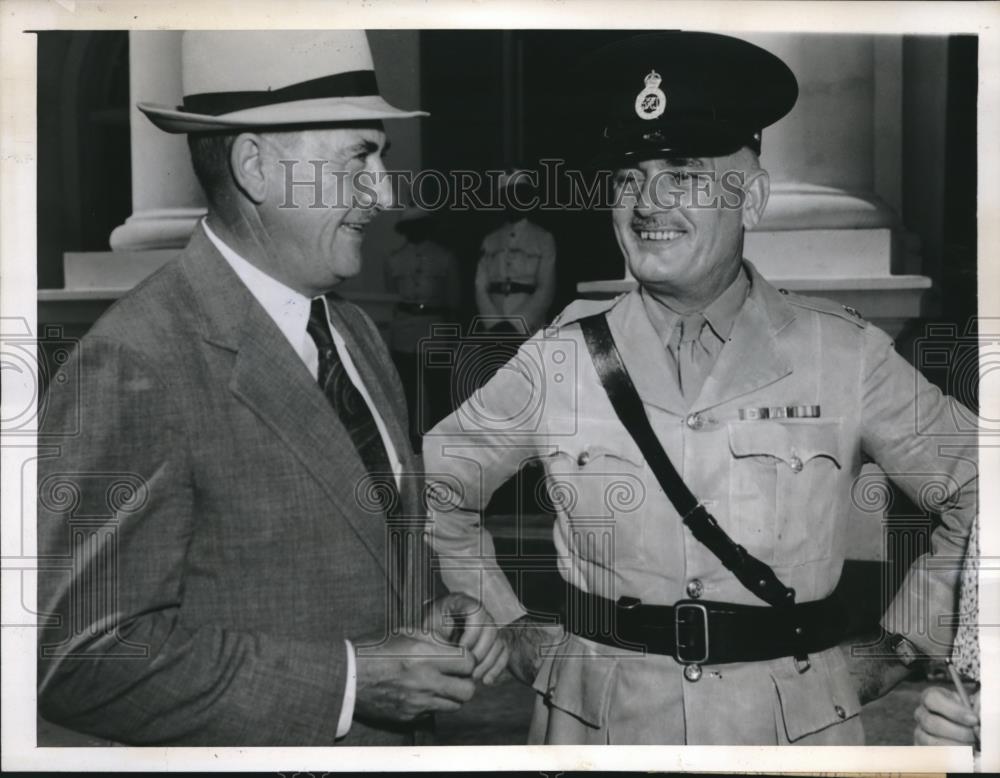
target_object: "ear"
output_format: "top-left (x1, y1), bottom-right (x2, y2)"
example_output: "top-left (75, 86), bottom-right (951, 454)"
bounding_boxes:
top-left (229, 133), bottom-right (268, 205)
top-left (741, 168), bottom-right (770, 230)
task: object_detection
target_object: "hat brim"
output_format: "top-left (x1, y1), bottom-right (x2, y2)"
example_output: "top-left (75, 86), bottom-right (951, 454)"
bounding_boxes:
top-left (138, 95), bottom-right (428, 133)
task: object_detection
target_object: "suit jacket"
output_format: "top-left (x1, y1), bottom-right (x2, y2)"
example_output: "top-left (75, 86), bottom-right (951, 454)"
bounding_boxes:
top-left (425, 261), bottom-right (977, 745)
top-left (37, 225), bottom-right (433, 746)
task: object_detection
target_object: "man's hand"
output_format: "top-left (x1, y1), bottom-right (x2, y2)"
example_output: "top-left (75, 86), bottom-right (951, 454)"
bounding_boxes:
top-left (423, 593), bottom-right (509, 685)
top-left (914, 687), bottom-right (980, 747)
top-left (353, 634), bottom-right (476, 724)
top-left (500, 617), bottom-right (566, 686)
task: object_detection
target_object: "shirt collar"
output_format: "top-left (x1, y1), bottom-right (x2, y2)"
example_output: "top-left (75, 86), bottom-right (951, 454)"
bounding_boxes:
top-left (640, 263), bottom-right (751, 346)
top-left (202, 218), bottom-right (315, 359)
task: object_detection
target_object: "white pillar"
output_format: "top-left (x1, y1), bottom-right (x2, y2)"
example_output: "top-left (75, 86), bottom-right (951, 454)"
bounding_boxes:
top-left (109, 31), bottom-right (205, 251)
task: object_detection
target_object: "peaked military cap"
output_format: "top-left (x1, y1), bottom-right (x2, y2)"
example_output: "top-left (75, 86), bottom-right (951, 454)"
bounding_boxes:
top-left (580, 31), bottom-right (798, 163)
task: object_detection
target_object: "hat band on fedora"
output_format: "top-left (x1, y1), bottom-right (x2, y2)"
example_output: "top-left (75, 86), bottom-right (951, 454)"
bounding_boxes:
top-left (181, 70), bottom-right (379, 116)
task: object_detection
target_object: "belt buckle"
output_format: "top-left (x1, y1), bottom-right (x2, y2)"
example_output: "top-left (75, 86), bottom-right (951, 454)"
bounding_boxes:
top-left (674, 601), bottom-right (709, 663)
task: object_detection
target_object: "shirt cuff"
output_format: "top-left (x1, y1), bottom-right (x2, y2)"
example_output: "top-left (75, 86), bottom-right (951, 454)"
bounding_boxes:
top-left (336, 639), bottom-right (357, 739)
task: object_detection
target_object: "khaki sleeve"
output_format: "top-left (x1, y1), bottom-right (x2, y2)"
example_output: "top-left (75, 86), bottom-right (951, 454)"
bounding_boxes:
top-left (862, 325), bottom-right (978, 657)
top-left (422, 341), bottom-right (552, 625)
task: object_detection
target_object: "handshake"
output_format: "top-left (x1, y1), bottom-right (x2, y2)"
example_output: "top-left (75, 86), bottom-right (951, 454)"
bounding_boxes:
top-left (352, 593), bottom-right (525, 724)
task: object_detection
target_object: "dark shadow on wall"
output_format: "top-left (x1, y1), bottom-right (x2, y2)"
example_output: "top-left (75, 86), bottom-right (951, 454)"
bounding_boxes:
top-left (36, 31), bottom-right (131, 290)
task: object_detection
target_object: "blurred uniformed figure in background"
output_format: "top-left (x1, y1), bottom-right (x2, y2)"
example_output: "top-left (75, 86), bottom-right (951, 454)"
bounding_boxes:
top-left (424, 32), bottom-right (977, 745)
top-left (384, 206), bottom-right (462, 446)
top-left (474, 169), bottom-right (557, 340)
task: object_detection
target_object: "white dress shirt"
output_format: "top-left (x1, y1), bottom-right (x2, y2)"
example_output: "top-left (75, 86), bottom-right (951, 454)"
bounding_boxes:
top-left (204, 219), bottom-right (401, 740)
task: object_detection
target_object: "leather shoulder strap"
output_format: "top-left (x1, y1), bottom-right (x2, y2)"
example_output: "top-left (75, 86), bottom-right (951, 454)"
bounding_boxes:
top-left (578, 313), bottom-right (797, 609)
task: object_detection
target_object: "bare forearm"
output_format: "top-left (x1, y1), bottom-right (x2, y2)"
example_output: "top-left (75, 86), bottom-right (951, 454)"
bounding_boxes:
top-left (841, 632), bottom-right (915, 705)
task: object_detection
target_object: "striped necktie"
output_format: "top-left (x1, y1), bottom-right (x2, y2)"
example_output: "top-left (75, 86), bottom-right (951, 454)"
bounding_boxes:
top-left (307, 299), bottom-right (396, 504)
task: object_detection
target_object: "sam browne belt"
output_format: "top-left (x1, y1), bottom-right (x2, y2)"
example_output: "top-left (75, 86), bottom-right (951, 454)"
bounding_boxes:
top-left (577, 313), bottom-right (850, 663)
top-left (563, 589), bottom-right (848, 664)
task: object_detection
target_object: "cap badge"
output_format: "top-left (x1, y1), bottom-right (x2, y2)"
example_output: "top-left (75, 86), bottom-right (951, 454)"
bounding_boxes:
top-left (634, 69), bottom-right (666, 120)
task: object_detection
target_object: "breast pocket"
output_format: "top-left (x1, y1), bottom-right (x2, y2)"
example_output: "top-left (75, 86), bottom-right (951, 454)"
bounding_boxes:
top-left (727, 420), bottom-right (843, 565)
top-left (543, 421), bottom-right (648, 568)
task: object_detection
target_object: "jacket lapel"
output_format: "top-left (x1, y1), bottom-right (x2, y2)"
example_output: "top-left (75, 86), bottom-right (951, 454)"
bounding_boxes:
top-left (325, 294), bottom-right (426, 618)
top-left (696, 263), bottom-right (795, 411)
top-left (179, 225), bottom-right (391, 577)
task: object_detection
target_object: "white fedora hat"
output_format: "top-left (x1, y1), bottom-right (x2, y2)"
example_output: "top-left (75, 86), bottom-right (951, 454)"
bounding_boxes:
top-left (138, 30), bottom-right (427, 133)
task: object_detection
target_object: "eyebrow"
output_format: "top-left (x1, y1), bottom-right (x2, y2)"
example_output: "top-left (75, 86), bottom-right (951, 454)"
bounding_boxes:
top-left (663, 157), bottom-right (704, 167)
top-left (345, 138), bottom-right (389, 156)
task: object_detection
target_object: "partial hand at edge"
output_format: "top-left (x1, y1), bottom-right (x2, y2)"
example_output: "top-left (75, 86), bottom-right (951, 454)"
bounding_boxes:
top-left (914, 687), bottom-right (980, 746)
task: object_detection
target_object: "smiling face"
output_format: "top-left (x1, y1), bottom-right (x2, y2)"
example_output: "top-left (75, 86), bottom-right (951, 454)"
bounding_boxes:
top-left (253, 125), bottom-right (392, 296)
top-left (612, 149), bottom-right (768, 308)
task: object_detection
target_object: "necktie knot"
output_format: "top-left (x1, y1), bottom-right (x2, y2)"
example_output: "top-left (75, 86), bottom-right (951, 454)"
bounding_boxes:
top-left (308, 298), bottom-right (334, 350)
top-left (677, 313), bottom-right (706, 346)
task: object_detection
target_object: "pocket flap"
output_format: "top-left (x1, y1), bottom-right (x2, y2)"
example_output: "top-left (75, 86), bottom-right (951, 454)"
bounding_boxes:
top-left (534, 636), bottom-right (618, 729)
top-left (728, 420), bottom-right (842, 468)
top-left (771, 650), bottom-right (862, 742)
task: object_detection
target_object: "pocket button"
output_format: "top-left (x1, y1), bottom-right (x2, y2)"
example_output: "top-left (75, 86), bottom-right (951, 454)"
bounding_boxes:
top-left (834, 704), bottom-right (846, 719)
top-left (789, 455), bottom-right (803, 473)
top-left (577, 450), bottom-right (591, 466)
top-left (685, 579), bottom-right (704, 599)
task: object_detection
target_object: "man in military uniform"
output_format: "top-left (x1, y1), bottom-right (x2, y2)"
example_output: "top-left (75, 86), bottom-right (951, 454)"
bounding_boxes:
top-left (384, 206), bottom-right (462, 445)
top-left (474, 169), bottom-right (557, 338)
top-left (423, 32), bottom-right (977, 745)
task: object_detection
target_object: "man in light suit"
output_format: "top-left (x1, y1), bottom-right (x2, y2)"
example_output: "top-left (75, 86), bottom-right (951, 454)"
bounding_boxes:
top-left (37, 30), bottom-right (505, 746)
top-left (424, 32), bottom-right (977, 744)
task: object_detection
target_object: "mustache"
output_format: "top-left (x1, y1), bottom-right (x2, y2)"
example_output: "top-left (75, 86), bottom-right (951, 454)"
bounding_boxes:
top-left (631, 220), bottom-right (688, 231)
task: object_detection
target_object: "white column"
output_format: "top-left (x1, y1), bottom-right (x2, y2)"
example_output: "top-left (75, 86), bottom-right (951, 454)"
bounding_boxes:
top-left (741, 33), bottom-right (902, 280)
top-left (108, 31), bottom-right (205, 251)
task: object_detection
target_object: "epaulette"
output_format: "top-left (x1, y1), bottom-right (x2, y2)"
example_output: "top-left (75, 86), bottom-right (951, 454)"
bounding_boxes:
top-left (777, 287), bottom-right (867, 329)
top-left (550, 294), bottom-right (626, 328)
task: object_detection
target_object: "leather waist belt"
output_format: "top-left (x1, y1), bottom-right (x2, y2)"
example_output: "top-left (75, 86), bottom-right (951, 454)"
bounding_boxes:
top-left (488, 281), bottom-right (536, 295)
top-left (396, 302), bottom-right (450, 316)
top-left (564, 589), bottom-right (849, 664)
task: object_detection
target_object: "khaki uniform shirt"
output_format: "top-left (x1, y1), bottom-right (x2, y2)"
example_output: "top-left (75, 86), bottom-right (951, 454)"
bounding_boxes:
top-left (425, 261), bottom-right (977, 745)
top-left (384, 239), bottom-right (460, 353)
top-left (476, 218), bottom-right (556, 332)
